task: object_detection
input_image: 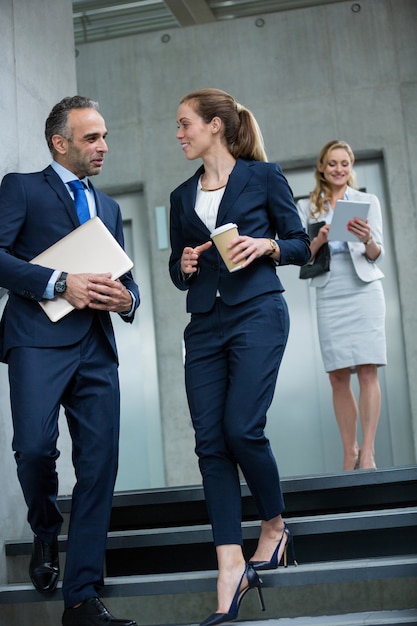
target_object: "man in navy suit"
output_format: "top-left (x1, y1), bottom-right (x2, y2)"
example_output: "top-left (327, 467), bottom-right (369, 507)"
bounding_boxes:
top-left (0, 96), bottom-right (139, 625)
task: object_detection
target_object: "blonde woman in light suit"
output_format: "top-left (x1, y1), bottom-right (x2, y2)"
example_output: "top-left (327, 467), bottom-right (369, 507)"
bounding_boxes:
top-left (297, 140), bottom-right (386, 472)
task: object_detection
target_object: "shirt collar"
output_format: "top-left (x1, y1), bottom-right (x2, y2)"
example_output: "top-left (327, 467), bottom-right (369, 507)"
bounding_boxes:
top-left (51, 161), bottom-right (90, 188)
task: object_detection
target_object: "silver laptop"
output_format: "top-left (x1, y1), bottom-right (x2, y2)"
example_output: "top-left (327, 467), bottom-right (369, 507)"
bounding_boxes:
top-left (30, 216), bottom-right (134, 322)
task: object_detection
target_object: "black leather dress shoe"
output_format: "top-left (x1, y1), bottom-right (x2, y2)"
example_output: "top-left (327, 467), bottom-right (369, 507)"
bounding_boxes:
top-left (62, 597), bottom-right (138, 625)
top-left (29, 535), bottom-right (59, 593)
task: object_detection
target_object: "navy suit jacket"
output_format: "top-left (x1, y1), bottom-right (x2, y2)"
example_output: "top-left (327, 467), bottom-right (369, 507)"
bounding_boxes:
top-left (0, 165), bottom-right (140, 362)
top-left (169, 158), bottom-right (310, 313)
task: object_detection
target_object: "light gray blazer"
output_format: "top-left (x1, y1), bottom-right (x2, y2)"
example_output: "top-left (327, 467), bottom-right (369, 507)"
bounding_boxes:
top-left (297, 186), bottom-right (385, 288)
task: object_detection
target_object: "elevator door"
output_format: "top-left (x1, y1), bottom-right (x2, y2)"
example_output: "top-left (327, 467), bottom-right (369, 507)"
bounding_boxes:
top-left (112, 192), bottom-right (165, 490)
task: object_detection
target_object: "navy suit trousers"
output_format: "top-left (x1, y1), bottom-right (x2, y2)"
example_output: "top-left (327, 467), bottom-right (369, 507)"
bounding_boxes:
top-left (184, 292), bottom-right (289, 546)
top-left (9, 319), bottom-right (120, 607)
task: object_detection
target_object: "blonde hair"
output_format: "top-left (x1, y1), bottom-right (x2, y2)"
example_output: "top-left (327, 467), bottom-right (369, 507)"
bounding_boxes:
top-left (310, 139), bottom-right (358, 219)
top-left (180, 88), bottom-right (267, 162)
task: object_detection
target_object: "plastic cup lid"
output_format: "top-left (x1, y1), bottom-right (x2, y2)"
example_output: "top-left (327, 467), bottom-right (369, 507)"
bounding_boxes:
top-left (210, 223), bottom-right (237, 238)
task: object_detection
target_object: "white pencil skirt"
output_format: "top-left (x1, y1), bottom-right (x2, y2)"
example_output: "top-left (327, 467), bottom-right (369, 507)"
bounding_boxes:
top-left (316, 252), bottom-right (387, 373)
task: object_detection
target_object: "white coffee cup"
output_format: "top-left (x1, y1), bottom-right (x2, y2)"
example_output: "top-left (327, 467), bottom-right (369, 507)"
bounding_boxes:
top-left (210, 223), bottom-right (243, 273)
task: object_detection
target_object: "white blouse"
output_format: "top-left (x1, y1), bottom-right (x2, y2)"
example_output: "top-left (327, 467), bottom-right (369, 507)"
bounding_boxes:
top-left (195, 177), bottom-right (226, 232)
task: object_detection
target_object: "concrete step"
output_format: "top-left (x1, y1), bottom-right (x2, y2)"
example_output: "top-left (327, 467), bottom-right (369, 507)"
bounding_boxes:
top-left (1, 555), bottom-right (416, 604)
top-left (3, 468), bottom-right (416, 625)
top-left (1, 609), bottom-right (417, 626)
top-left (208, 611), bottom-right (417, 625)
top-left (56, 466), bottom-right (417, 532)
top-left (0, 560), bottom-right (416, 625)
top-left (6, 507), bottom-right (417, 582)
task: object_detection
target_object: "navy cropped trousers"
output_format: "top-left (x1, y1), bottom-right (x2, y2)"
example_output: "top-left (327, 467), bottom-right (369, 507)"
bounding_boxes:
top-left (184, 292), bottom-right (289, 546)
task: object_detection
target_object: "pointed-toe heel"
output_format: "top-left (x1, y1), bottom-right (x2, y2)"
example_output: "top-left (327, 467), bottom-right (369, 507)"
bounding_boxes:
top-left (199, 564), bottom-right (265, 626)
top-left (249, 522), bottom-right (298, 571)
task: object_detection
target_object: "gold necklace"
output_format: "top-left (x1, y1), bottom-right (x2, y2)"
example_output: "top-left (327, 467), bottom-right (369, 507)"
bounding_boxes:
top-left (200, 183), bottom-right (227, 192)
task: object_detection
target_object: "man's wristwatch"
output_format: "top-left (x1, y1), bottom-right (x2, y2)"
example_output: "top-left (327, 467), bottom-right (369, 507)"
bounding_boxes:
top-left (266, 238), bottom-right (278, 256)
top-left (54, 272), bottom-right (68, 295)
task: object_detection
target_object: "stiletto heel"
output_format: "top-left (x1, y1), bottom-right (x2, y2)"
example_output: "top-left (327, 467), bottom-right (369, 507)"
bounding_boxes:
top-left (249, 522), bottom-right (298, 571)
top-left (254, 575), bottom-right (265, 612)
top-left (199, 564), bottom-right (265, 626)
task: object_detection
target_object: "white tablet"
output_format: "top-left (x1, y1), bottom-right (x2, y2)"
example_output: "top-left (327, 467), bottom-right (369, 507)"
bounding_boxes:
top-left (328, 200), bottom-right (370, 242)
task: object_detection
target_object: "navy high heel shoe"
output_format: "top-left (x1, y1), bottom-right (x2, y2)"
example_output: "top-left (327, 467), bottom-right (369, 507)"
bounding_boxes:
top-left (199, 563), bottom-right (265, 626)
top-left (249, 522), bottom-right (298, 571)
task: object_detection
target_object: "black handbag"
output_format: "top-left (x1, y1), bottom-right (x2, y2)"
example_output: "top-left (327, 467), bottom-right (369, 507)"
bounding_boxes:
top-left (299, 221), bottom-right (330, 279)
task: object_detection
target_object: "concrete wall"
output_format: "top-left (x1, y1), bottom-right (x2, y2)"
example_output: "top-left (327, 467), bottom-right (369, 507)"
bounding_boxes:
top-left (0, 0), bottom-right (77, 584)
top-left (74, 0), bottom-right (417, 486)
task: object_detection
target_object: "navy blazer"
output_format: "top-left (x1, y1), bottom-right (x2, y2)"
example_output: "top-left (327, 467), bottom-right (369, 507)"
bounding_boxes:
top-left (0, 165), bottom-right (140, 362)
top-left (169, 158), bottom-right (310, 313)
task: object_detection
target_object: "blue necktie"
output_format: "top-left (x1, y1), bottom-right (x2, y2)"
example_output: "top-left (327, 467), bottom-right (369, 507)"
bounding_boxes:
top-left (68, 179), bottom-right (90, 225)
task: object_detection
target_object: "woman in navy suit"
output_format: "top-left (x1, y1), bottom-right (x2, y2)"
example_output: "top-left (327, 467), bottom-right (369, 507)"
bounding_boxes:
top-left (169, 88), bottom-right (310, 626)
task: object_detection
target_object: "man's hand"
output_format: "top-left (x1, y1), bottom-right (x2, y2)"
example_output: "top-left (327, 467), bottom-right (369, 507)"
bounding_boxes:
top-left (64, 272), bottom-right (132, 313)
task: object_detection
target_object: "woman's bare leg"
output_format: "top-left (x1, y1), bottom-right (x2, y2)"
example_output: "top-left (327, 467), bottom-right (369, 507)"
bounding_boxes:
top-left (329, 367), bottom-right (360, 470)
top-left (249, 515), bottom-right (286, 563)
top-left (214, 544), bottom-right (246, 614)
top-left (357, 364), bottom-right (380, 469)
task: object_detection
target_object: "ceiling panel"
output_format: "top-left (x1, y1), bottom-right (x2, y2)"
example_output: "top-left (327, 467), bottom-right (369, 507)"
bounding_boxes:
top-left (73, 0), bottom-right (347, 45)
